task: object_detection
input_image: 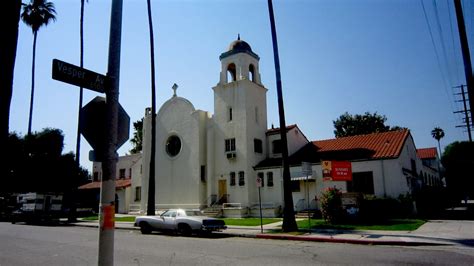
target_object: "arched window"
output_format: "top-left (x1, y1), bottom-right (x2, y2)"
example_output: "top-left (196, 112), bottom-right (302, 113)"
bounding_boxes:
top-left (249, 64), bottom-right (256, 82)
top-left (227, 63), bottom-right (236, 83)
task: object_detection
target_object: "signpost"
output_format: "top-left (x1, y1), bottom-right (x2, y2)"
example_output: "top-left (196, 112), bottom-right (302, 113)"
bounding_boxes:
top-left (301, 162), bottom-right (312, 229)
top-left (257, 177), bottom-right (263, 233)
top-left (52, 59), bottom-right (108, 93)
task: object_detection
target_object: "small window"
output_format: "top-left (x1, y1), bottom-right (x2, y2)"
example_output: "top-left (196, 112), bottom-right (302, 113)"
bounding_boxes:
top-left (254, 139), bottom-right (263, 153)
top-left (225, 138), bottom-right (236, 152)
top-left (119, 169), bottom-right (126, 179)
top-left (272, 139), bottom-right (282, 154)
top-left (229, 107), bottom-right (233, 121)
top-left (267, 172), bottom-right (274, 187)
top-left (291, 180), bottom-right (300, 192)
top-left (135, 186), bottom-right (141, 201)
top-left (346, 171), bottom-right (374, 194)
top-left (258, 172), bottom-right (264, 187)
top-left (238, 171), bottom-right (245, 186)
top-left (201, 165), bottom-right (206, 182)
top-left (230, 172), bottom-right (236, 186)
top-left (129, 168), bottom-right (132, 179)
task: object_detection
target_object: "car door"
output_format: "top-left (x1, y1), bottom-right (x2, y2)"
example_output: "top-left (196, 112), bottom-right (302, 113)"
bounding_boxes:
top-left (162, 210), bottom-right (177, 230)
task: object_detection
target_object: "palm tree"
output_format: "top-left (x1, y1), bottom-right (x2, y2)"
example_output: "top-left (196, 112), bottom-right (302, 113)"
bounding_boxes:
top-left (145, 0), bottom-right (157, 216)
top-left (267, 0), bottom-right (297, 232)
top-left (431, 127), bottom-right (445, 156)
top-left (21, 0), bottom-right (56, 135)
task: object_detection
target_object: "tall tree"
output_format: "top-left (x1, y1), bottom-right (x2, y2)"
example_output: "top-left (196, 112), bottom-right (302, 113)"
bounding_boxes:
top-left (441, 141), bottom-right (474, 199)
top-left (145, 0), bottom-right (157, 216)
top-left (333, 112), bottom-right (400, 138)
top-left (21, 0), bottom-right (56, 135)
top-left (267, 0), bottom-right (297, 232)
top-left (129, 118), bottom-right (143, 154)
top-left (431, 127), bottom-right (445, 156)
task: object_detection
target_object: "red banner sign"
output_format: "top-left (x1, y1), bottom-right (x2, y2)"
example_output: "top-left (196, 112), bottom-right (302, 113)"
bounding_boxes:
top-left (322, 161), bottom-right (352, 181)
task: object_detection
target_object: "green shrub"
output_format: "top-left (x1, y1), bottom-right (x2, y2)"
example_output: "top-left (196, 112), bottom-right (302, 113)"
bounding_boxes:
top-left (320, 187), bottom-right (344, 224)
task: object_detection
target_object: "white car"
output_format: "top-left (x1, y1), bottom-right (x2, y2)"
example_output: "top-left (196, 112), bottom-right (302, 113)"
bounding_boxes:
top-left (134, 209), bottom-right (227, 235)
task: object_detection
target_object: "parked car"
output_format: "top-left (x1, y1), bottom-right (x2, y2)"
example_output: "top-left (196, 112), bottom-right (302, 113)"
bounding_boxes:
top-left (134, 209), bottom-right (227, 235)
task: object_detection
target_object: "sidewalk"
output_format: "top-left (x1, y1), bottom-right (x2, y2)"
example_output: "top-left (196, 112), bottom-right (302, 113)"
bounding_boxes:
top-left (72, 219), bottom-right (474, 247)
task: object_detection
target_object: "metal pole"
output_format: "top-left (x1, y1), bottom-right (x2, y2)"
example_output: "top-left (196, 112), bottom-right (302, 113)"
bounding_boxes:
top-left (258, 186), bottom-right (263, 234)
top-left (98, 0), bottom-right (122, 265)
top-left (306, 175), bottom-right (310, 231)
top-left (454, 0), bottom-right (474, 128)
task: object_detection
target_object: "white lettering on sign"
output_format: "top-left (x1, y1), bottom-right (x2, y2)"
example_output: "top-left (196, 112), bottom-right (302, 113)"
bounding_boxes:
top-left (57, 61), bottom-right (86, 79)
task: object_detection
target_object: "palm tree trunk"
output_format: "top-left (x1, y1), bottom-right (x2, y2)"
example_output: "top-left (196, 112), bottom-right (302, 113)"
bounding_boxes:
top-left (27, 31), bottom-right (38, 135)
top-left (146, 0), bottom-right (157, 215)
top-left (267, 0), bottom-right (297, 232)
top-left (0, 0), bottom-right (21, 189)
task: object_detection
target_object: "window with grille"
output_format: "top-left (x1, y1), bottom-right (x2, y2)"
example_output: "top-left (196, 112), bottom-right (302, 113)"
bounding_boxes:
top-left (230, 172), bottom-right (236, 186)
top-left (267, 172), bottom-right (274, 187)
top-left (238, 171), bottom-right (245, 186)
top-left (225, 138), bottom-right (236, 152)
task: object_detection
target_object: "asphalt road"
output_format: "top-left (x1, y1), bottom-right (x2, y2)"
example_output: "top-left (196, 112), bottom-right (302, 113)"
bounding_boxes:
top-left (1, 222), bottom-right (473, 266)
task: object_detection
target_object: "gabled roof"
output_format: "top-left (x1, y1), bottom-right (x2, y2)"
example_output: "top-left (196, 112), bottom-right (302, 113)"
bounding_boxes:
top-left (417, 147), bottom-right (438, 159)
top-left (78, 179), bottom-right (131, 190)
top-left (313, 129), bottom-right (410, 160)
top-left (255, 129), bottom-right (410, 169)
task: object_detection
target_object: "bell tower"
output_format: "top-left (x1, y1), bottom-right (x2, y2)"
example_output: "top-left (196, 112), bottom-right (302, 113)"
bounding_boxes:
top-left (212, 36), bottom-right (268, 206)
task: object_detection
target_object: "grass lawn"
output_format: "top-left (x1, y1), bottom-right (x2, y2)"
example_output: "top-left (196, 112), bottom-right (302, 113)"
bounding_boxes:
top-left (219, 218), bottom-right (282, 226)
top-left (296, 219), bottom-right (426, 231)
top-left (81, 216), bottom-right (136, 222)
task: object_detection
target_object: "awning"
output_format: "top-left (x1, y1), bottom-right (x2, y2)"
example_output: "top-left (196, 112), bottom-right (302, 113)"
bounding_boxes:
top-left (78, 179), bottom-right (132, 190)
top-left (291, 176), bottom-right (315, 181)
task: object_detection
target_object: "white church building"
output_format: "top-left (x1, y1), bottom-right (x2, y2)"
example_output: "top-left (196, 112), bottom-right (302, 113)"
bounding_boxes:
top-left (140, 37), bottom-right (269, 213)
top-left (132, 38), bottom-right (441, 216)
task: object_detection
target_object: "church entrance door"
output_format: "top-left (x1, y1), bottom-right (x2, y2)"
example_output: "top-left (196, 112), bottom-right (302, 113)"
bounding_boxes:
top-left (218, 180), bottom-right (228, 204)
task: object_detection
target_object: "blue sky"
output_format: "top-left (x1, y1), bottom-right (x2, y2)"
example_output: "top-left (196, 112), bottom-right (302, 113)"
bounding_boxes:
top-left (10, 0), bottom-right (473, 170)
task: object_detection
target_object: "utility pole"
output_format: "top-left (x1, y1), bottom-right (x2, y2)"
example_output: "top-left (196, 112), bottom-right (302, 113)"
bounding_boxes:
top-left (454, 0), bottom-right (474, 128)
top-left (454, 85), bottom-right (472, 142)
top-left (98, 0), bottom-right (123, 265)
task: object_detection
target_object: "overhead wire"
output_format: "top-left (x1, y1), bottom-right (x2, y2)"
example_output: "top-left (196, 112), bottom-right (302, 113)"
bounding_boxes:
top-left (420, 0), bottom-right (457, 116)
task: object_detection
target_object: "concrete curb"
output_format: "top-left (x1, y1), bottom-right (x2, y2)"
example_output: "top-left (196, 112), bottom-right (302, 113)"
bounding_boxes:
top-left (255, 234), bottom-right (449, 246)
top-left (71, 222), bottom-right (450, 246)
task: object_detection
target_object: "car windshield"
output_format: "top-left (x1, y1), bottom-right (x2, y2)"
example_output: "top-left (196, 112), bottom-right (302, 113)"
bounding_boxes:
top-left (184, 210), bottom-right (202, 216)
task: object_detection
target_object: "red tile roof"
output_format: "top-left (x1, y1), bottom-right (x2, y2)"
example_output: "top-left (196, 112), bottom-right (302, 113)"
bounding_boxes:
top-left (78, 179), bottom-right (132, 190)
top-left (313, 130), bottom-right (410, 159)
top-left (417, 147), bottom-right (438, 159)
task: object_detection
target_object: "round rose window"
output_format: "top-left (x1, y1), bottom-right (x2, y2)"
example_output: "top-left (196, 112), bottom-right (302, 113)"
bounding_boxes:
top-left (166, 135), bottom-right (181, 157)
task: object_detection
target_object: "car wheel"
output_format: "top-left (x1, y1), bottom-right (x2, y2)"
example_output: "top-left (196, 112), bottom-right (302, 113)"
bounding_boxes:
top-left (178, 223), bottom-right (192, 236)
top-left (139, 222), bottom-right (152, 234)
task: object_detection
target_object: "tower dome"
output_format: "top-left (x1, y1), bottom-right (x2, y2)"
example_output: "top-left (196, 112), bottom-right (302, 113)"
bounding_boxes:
top-left (228, 37), bottom-right (253, 53)
top-left (220, 35), bottom-right (259, 60)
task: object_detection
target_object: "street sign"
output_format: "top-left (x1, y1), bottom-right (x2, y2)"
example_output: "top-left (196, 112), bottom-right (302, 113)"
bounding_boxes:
top-left (52, 59), bottom-right (107, 93)
top-left (256, 177), bottom-right (262, 188)
top-left (302, 161), bottom-right (312, 176)
top-left (80, 97), bottom-right (130, 157)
